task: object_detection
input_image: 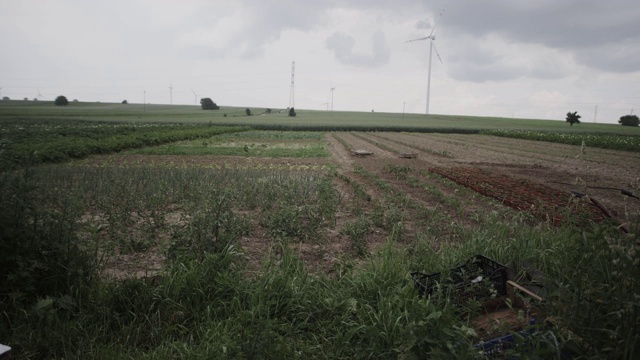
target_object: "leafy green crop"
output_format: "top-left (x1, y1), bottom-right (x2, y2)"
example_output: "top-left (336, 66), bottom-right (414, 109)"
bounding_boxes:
top-left (0, 118), bottom-right (250, 170)
top-left (481, 129), bottom-right (640, 152)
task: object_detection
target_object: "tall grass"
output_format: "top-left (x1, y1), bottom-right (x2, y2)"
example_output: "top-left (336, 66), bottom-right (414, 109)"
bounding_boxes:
top-left (1, 162), bottom-right (638, 359)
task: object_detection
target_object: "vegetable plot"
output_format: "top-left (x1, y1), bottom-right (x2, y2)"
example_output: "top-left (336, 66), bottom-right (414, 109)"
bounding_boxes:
top-left (428, 166), bottom-right (611, 224)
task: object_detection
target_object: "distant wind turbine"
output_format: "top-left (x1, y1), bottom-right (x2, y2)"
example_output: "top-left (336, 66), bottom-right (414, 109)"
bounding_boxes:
top-left (191, 89), bottom-right (198, 105)
top-left (169, 83), bottom-right (173, 105)
top-left (406, 6), bottom-right (446, 115)
top-left (329, 83), bottom-right (336, 111)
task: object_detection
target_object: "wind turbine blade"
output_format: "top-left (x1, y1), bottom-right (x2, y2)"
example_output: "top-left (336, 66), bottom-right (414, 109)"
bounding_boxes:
top-left (429, 5), bottom-right (447, 37)
top-left (432, 40), bottom-right (444, 64)
top-left (191, 89), bottom-right (197, 96)
top-left (406, 36), bottom-right (431, 43)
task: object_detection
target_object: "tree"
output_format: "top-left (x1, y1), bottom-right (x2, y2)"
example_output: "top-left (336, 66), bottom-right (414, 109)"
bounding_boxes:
top-left (265, 108), bottom-right (272, 114)
top-left (2, 96), bottom-right (9, 101)
top-left (619, 114), bottom-right (639, 127)
top-left (200, 97), bottom-right (219, 110)
top-left (245, 108), bottom-right (252, 116)
top-left (121, 100), bottom-right (128, 104)
top-left (288, 107), bottom-right (297, 117)
top-left (54, 95), bottom-right (69, 106)
top-left (566, 111), bottom-right (581, 126)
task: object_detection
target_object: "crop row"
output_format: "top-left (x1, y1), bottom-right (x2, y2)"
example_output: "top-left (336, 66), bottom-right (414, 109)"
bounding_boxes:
top-left (0, 118), bottom-right (250, 169)
top-left (132, 133), bottom-right (328, 158)
top-left (481, 129), bottom-right (640, 152)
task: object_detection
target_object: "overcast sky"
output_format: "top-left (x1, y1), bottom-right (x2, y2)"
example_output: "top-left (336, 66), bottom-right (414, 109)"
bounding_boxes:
top-left (2, 0), bottom-right (639, 123)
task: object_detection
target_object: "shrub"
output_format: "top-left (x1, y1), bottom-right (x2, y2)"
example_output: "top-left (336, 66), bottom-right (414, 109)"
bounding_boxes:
top-left (288, 107), bottom-right (297, 117)
top-left (619, 114), bottom-right (639, 126)
top-left (245, 108), bottom-right (252, 116)
top-left (565, 111), bottom-right (580, 126)
top-left (54, 95), bottom-right (69, 106)
top-left (200, 98), bottom-right (220, 110)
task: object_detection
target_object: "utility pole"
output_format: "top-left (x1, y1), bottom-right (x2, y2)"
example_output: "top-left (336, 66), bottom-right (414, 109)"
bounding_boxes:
top-left (594, 105), bottom-right (598, 123)
top-left (288, 61), bottom-right (295, 109)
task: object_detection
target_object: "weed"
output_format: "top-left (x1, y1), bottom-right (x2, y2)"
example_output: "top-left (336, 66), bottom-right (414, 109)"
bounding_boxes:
top-left (342, 216), bottom-right (372, 257)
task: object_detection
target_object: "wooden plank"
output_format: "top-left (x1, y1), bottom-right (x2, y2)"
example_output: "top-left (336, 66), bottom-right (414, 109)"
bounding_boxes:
top-left (351, 149), bottom-right (373, 157)
top-left (471, 281), bottom-right (544, 341)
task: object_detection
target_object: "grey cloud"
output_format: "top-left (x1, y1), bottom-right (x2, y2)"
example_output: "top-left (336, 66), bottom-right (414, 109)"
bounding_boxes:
top-left (325, 30), bottom-right (391, 67)
top-left (415, 19), bottom-right (432, 30)
top-left (444, 0), bottom-right (640, 73)
top-left (444, 33), bottom-right (574, 83)
top-left (449, 61), bottom-right (522, 83)
top-left (184, 0), bottom-right (430, 59)
top-left (575, 39), bottom-right (640, 73)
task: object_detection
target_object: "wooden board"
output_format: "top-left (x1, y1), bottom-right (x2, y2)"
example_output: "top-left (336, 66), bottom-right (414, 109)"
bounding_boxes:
top-left (471, 280), bottom-right (544, 341)
top-left (351, 150), bottom-right (373, 157)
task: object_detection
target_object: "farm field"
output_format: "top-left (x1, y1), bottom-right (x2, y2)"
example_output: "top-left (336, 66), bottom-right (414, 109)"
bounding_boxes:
top-left (1, 111), bottom-right (639, 358)
top-left (3, 100), bottom-right (640, 135)
top-left (63, 129), bottom-right (640, 277)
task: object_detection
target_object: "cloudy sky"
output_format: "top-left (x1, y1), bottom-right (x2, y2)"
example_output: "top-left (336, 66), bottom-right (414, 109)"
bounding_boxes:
top-left (1, 0), bottom-right (639, 123)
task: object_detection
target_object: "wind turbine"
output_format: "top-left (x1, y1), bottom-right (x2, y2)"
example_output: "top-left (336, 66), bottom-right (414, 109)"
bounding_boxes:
top-left (191, 89), bottom-right (198, 105)
top-left (406, 7), bottom-right (446, 115)
top-left (329, 84), bottom-right (336, 111)
top-left (169, 83), bottom-right (173, 105)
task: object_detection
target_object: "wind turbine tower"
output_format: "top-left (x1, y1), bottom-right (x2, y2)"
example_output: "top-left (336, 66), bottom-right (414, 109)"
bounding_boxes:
top-left (192, 89), bottom-right (198, 105)
top-left (288, 61), bottom-right (295, 109)
top-left (169, 83), bottom-right (174, 105)
top-left (330, 86), bottom-right (335, 111)
top-left (406, 7), bottom-right (446, 115)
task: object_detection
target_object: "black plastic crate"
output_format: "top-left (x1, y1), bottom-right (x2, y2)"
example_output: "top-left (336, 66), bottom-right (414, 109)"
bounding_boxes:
top-left (411, 255), bottom-right (508, 305)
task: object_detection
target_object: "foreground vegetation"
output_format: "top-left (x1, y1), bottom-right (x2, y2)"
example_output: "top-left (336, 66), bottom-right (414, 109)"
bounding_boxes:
top-left (1, 160), bottom-right (638, 359)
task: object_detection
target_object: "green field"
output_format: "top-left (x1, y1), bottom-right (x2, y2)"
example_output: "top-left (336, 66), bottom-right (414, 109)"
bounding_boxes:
top-left (3, 99), bottom-right (640, 134)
